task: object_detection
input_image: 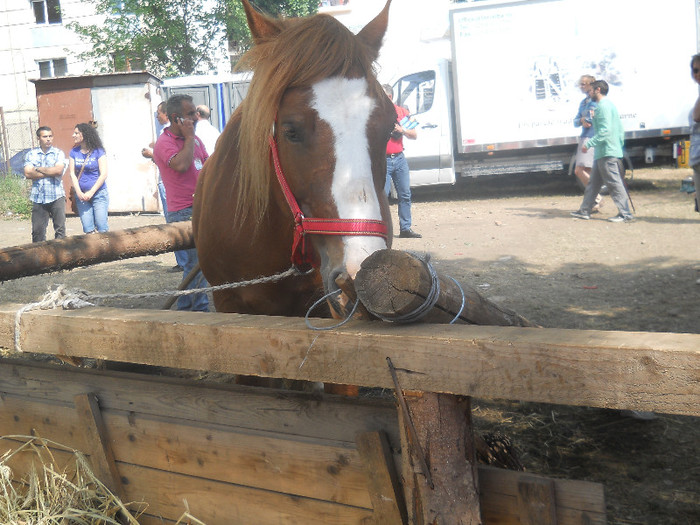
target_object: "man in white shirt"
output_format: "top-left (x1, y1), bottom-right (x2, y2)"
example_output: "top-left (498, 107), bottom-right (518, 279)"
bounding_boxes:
top-left (195, 105), bottom-right (221, 154)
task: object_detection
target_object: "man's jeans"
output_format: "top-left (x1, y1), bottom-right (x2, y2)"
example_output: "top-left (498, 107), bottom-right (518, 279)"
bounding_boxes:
top-left (32, 196), bottom-right (66, 242)
top-left (76, 185), bottom-right (109, 233)
top-left (165, 206), bottom-right (209, 312)
top-left (384, 152), bottom-right (412, 232)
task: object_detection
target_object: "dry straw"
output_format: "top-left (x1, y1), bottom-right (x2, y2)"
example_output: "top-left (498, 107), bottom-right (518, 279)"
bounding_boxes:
top-left (0, 435), bottom-right (144, 524)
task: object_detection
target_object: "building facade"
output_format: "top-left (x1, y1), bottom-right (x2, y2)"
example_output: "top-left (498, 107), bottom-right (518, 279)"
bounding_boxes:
top-left (0, 0), bottom-right (101, 163)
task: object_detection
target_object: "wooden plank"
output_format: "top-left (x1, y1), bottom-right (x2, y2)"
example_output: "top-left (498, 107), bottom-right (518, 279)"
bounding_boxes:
top-left (0, 394), bottom-right (373, 508)
top-left (103, 410), bottom-right (373, 509)
top-left (479, 466), bottom-right (606, 525)
top-left (3, 447), bottom-right (368, 525)
top-left (517, 476), bottom-right (558, 525)
top-left (73, 393), bottom-right (125, 500)
top-left (3, 439), bottom-right (605, 525)
top-left (0, 396), bottom-right (89, 451)
top-left (2, 305), bottom-right (697, 415)
top-left (119, 463), bottom-right (374, 525)
top-left (0, 360), bottom-right (400, 446)
top-left (356, 431), bottom-right (406, 524)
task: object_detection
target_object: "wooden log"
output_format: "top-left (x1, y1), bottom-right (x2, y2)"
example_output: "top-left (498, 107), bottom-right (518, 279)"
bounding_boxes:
top-left (0, 222), bottom-right (193, 282)
top-left (355, 249), bottom-right (537, 327)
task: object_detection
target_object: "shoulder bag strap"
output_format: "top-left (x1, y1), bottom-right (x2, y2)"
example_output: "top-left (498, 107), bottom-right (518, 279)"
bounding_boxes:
top-left (76, 151), bottom-right (92, 181)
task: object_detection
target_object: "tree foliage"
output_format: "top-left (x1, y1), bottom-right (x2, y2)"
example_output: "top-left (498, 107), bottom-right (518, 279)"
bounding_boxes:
top-left (68, 0), bottom-right (228, 77)
top-left (67, 0), bottom-right (318, 77)
top-left (224, 0), bottom-right (318, 63)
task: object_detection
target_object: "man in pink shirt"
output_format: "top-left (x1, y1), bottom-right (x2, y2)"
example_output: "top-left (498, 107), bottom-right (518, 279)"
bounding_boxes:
top-left (153, 94), bottom-right (209, 311)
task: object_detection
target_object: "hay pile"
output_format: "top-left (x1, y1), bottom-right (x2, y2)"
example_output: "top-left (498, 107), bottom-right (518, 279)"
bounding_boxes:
top-left (0, 435), bottom-right (206, 524)
top-left (0, 435), bottom-right (144, 524)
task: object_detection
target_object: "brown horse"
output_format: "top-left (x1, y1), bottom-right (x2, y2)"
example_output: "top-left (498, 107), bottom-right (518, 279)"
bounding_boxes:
top-left (193, 0), bottom-right (396, 318)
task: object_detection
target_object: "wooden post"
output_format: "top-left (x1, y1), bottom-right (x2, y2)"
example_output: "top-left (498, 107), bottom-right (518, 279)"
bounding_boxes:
top-left (355, 249), bottom-right (537, 327)
top-left (357, 249), bottom-right (540, 523)
top-left (0, 222), bottom-right (193, 281)
top-left (398, 392), bottom-right (482, 524)
top-left (73, 393), bottom-right (125, 500)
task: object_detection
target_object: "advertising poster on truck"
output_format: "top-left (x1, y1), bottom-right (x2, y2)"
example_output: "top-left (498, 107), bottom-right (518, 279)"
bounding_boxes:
top-left (451, 0), bottom-right (699, 154)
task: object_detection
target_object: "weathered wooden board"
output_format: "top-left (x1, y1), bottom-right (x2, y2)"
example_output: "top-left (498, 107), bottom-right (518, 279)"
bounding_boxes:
top-left (2, 306), bottom-right (697, 416)
top-left (0, 359), bottom-right (606, 525)
top-left (479, 466), bottom-right (606, 525)
top-left (0, 360), bottom-right (399, 443)
top-left (0, 395), bottom-right (373, 508)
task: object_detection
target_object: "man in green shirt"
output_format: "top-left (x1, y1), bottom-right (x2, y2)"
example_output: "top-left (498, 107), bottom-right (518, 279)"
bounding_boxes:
top-left (571, 80), bottom-right (634, 222)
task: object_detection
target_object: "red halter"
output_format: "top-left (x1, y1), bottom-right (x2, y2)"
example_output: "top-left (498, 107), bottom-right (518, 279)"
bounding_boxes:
top-left (268, 135), bottom-right (388, 270)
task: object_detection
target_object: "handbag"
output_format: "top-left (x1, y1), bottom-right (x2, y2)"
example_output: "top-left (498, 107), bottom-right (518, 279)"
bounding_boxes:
top-left (70, 151), bottom-right (91, 214)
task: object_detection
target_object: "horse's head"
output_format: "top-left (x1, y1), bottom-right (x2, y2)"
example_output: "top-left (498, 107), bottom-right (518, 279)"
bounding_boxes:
top-left (237, 0), bottom-right (396, 314)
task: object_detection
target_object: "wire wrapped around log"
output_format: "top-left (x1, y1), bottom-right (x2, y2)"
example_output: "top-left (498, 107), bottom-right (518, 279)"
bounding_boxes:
top-left (354, 249), bottom-right (537, 327)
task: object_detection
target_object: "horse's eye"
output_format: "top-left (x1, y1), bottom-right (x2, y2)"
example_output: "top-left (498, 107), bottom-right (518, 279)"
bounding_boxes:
top-left (282, 124), bottom-right (303, 143)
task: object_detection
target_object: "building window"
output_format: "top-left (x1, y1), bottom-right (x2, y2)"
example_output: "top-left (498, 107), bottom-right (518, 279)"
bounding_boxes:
top-left (37, 58), bottom-right (67, 78)
top-left (33, 0), bottom-right (62, 25)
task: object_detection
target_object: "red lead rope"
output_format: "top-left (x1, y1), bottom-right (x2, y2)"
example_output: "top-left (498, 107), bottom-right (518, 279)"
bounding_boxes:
top-left (268, 135), bottom-right (388, 270)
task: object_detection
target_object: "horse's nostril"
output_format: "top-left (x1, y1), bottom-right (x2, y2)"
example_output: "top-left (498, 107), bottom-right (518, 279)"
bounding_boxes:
top-left (329, 269), bottom-right (344, 290)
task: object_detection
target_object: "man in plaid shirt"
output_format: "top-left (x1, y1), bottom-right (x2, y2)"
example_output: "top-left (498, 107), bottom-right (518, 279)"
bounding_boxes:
top-left (23, 126), bottom-right (67, 242)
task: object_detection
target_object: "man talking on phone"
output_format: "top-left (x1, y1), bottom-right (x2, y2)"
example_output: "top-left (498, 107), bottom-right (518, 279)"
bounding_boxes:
top-left (153, 94), bottom-right (210, 311)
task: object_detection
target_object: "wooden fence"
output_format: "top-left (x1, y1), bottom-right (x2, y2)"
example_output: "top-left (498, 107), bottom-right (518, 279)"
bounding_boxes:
top-left (0, 304), bottom-right (698, 524)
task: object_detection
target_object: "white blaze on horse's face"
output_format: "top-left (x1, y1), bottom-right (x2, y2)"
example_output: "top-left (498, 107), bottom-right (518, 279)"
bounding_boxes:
top-left (311, 77), bottom-right (388, 279)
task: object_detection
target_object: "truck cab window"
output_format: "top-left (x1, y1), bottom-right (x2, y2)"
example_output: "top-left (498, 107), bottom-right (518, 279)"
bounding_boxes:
top-left (393, 71), bottom-right (435, 115)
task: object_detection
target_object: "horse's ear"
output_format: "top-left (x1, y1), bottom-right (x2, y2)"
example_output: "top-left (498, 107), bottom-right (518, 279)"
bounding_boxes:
top-left (356, 0), bottom-right (392, 62)
top-left (242, 0), bottom-right (283, 44)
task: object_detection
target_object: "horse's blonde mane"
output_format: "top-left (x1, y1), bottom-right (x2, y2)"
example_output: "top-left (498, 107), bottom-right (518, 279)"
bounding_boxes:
top-left (234, 13), bottom-right (378, 224)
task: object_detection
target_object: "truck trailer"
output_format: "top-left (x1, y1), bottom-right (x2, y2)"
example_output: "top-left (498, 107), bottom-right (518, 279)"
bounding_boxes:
top-left (385, 0), bottom-right (700, 188)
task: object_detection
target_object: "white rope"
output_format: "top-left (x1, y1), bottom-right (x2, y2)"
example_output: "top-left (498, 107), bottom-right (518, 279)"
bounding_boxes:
top-left (13, 266), bottom-right (311, 353)
top-left (14, 285), bottom-right (94, 352)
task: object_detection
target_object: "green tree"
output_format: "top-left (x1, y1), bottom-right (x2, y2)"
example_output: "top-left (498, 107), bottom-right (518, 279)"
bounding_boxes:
top-left (68, 0), bottom-right (228, 77)
top-left (224, 0), bottom-right (318, 63)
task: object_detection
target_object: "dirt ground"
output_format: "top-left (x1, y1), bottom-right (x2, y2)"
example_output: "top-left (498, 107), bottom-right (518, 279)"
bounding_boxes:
top-left (1, 166), bottom-right (698, 524)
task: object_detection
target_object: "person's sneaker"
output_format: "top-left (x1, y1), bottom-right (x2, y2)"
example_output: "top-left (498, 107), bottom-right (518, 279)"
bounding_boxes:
top-left (168, 264), bottom-right (183, 273)
top-left (399, 229), bottom-right (422, 238)
top-left (570, 210), bottom-right (590, 220)
top-left (599, 184), bottom-right (610, 195)
top-left (607, 214), bottom-right (634, 223)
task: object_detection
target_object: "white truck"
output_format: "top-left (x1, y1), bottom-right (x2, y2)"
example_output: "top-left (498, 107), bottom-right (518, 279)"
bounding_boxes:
top-left (384, 0), bottom-right (699, 188)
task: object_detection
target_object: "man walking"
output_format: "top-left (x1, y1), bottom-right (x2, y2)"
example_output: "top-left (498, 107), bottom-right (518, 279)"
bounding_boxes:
top-left (23, 126), bottom-right (67, 242)
top-left (382, 84), bottom-right (421, 238)
top-left (153, 94), bottom-right (210, 311)
top-left (571, 80), bottom-right (633, 222)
